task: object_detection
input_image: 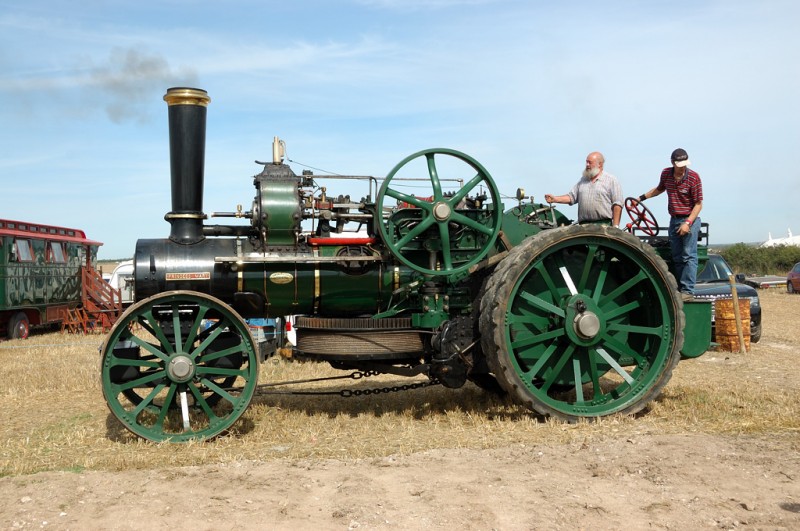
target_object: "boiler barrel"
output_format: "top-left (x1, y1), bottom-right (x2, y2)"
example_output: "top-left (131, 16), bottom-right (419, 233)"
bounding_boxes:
top-left (134, 239), bottom-right (409, 318)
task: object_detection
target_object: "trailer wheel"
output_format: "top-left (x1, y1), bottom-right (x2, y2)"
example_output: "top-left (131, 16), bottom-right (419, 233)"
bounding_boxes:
top-left (8, 312), bottom-right (30, 339)
top-left (100, 290), bottom-right (258, 442)
top-left (480, 224), bottom-right (684, 421)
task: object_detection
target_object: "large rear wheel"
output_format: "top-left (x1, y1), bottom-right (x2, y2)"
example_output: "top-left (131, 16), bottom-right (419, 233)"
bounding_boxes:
top-left (480, 225), bottom-right (684, 420)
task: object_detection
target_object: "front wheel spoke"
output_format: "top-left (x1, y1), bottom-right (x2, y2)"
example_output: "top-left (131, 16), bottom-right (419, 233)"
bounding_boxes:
top-left (128, 335), bottom-right (170, 363)
top-left (154, 384), bottom-right (178, 429)
top-left (196, 366), bottom-right (246, 378)
top-left (136, 316), bottom-right (159, 340)
top-left (200, 378), bottom-right (238, 407)
top-left (195, 343), bottom-right (244, 363)
top-left (449, 211), bottom-right (493, 236)
top-left (171, 303), bottom-right (183, 354)
top-left (141, 309), bottom-right (175, 355)
top-left (188, 382), bottom-right (218, 419)
top-left (131, 383), bottom-right (167, 417)
top-left (179, 390), bottom-right (191, 430)
top-left (184, 305), bottom-right (210, 351)
top-left (116, 370), bottom-right (166, 392)
top-left (111, 357), bottom-right (161, 369)
top-left (191, 324), bottom-right (227, 361)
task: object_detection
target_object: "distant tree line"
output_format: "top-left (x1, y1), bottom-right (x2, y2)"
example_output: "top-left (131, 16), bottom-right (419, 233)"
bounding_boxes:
top-left (719, 244), bottom-right (800, 275)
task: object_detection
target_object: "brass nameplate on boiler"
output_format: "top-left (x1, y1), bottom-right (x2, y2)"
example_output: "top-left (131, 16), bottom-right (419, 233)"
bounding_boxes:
top-left (165, 272), bottom-right (212, 281)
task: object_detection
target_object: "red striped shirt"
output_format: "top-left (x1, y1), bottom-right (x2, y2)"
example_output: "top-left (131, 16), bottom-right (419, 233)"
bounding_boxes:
top-left (657, 167), bottom-right (703, 217)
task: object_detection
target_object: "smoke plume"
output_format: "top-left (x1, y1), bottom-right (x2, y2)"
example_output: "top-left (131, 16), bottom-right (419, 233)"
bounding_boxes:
top-left (89, 48), bottom-right (199, 124)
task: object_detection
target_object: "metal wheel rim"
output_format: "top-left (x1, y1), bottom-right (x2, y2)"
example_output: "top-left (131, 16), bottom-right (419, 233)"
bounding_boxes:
top-left (100, 290), bottom-right (258, 442)
top-left (501, 230), bottom-right (679, 417)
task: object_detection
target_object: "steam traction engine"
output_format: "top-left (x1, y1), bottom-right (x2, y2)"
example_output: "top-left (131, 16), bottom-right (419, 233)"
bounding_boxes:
top-left (100, 88), bottom-right (710, 442)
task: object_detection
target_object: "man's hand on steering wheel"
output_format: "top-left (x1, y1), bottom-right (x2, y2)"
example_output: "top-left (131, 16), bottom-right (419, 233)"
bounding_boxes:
top-left (624, 196), bottom-right (660, 236)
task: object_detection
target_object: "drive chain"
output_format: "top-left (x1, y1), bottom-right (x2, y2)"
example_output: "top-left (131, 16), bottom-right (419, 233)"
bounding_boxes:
top-left (253, 370), bottom-right (440, 398)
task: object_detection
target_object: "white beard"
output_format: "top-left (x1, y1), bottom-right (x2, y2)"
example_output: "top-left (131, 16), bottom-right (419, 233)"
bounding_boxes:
top-left (583, 167), bottom-right (601, 179)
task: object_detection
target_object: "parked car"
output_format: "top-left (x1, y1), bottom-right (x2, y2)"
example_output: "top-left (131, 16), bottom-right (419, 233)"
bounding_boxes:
top-left (692, 254), bottom-right (761, 343)
top-left (787, 262), bottom-right (800, 294)
top-left (106, 260), bottom-right (134, 306)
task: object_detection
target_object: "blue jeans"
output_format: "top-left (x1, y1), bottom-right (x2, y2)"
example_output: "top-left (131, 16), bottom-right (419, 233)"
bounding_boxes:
top-left (669, 216), bottom-right (700, 294)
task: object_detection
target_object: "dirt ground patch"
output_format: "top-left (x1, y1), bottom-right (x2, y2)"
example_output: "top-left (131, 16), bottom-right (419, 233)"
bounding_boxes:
top-left (1, 290), bottom-right (799, 530)
top-left (3, 433), bottom-right (799, 530)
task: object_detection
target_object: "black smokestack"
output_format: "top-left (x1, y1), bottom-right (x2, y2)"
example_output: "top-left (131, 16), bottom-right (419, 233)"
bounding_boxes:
top-left (163, 87), bottom-right (210, 244)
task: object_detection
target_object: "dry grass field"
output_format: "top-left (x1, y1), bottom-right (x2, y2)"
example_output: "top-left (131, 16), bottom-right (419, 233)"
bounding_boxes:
top-left (1, 290), bottom-right (798, 529)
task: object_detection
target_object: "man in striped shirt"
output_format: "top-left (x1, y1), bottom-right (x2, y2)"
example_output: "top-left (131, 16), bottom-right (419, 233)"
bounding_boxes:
top-left (545, 151), bottom-right (623, 227)
top-left (637, 148), bottom-right (704, 300)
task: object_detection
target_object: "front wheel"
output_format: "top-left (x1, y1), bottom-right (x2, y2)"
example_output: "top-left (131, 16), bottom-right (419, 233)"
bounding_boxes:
top-left (480, 225), bottom-right (684, 421)
top-left (100, 291), bottom-right (259, 442)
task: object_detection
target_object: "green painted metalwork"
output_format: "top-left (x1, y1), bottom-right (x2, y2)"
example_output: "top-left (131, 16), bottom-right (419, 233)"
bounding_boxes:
top-left (680, 300), bottom-right (712, 358)
top-left (100, 291), bottom-right (258, 442)
top-left (481, 224), bottom-right (684, 420)
top-left (254, 177), bottom-right (302, 246)
top-left (98, 88), bottom-right (720, 441)
top-left (376, 149), bottom-right (502, 280)
top-left (236, 246), bottom-right (417, 317)
top-left (498, 203), bottom-right (572, 248)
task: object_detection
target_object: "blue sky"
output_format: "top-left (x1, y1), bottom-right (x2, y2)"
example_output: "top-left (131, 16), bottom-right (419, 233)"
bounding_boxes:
top-left (2, 0), bottom-right (798, 259)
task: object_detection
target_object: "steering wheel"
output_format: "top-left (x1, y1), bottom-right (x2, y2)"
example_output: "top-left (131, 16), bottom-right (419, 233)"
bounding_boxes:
top-left (376, 148), bottom-right (501, 277)
top-left (624, 197), bottom-right (660, 236)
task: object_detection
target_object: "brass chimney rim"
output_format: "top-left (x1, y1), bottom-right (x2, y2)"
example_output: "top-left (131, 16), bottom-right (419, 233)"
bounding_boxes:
top-left (163, 87), bottom-right (211, 107)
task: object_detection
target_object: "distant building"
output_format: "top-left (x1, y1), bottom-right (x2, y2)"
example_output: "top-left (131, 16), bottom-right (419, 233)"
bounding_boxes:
top-left (761, 229), bottom-right (800, 248)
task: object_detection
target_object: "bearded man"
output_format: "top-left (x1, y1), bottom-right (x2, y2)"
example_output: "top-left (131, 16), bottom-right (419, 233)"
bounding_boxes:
top-left (545, 151), bottom-right (623, 227)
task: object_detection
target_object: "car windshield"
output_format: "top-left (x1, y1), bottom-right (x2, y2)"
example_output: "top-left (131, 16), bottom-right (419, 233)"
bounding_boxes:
top-left (697, 255), bottom-right (734, 282)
